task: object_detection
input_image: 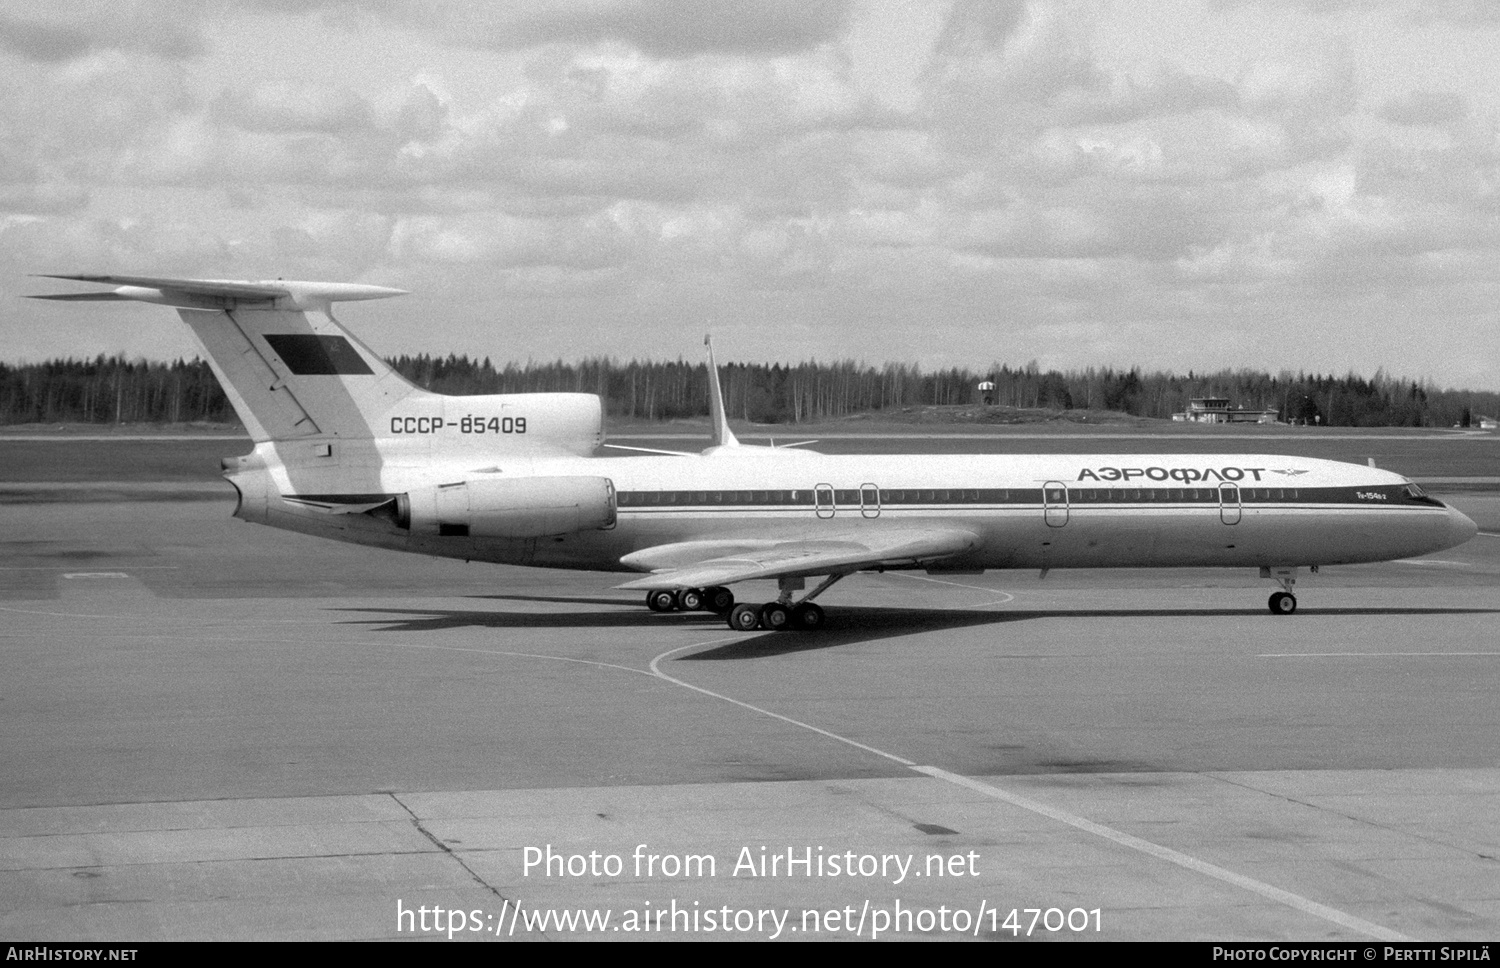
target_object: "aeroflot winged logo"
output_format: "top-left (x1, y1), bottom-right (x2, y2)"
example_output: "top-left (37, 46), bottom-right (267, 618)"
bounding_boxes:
top-left (1075, 465), bottom-right (1301, 483)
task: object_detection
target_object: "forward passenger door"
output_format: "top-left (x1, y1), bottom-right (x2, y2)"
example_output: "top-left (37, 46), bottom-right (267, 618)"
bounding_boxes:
top-left (1044, 481), bottom-right (1069, 527)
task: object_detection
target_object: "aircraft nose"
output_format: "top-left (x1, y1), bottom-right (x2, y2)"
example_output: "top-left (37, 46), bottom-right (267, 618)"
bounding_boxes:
top-left (1445, 504), bottom-right (1479, 548)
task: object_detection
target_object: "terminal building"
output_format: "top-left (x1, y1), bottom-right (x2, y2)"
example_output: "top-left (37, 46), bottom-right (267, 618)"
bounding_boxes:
top-left (1171, 397), bottom-right (1280, 424)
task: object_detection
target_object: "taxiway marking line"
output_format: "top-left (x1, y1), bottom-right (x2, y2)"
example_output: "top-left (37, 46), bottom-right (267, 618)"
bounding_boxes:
top-left (1259, 652), bottom-right (1500, 658)
top-left (649, 643), bottom-right (919, 766)
top-left (886, 572), bottom-right (1017, 602)
top-left (379, 641), bottom-right (660, 680)
top-left (646, 575), bottom-right (1020, 764)
top-left (914, 765), bottom-right (1413, 942)
top-left (0, 603), bottom-right (348, 625)
top-left (652, 636), bottom-right (1413, 942)
top-left (0, 565), bottom-right (181, 571)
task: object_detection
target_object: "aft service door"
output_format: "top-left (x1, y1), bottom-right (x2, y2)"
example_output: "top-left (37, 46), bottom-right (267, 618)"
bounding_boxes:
top-left (1219, 484), bottom-right (1241, 525)
top-left (1043, 481), bottom-right (1069, 527)
top-left (861, 483), bottom-right (880, 518)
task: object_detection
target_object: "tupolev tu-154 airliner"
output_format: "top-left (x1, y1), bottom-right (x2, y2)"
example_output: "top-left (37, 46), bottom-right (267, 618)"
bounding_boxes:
top-left (33, 275), bottom-right (1479, 632)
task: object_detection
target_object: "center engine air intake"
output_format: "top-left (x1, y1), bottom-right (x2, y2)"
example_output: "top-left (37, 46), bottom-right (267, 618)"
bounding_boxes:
top-left (398, 476), bottom-right (616, 539)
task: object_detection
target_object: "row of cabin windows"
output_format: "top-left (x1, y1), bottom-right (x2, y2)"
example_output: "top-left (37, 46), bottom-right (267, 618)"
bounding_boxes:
top-left (1065, 487), bottom-right (1303, 502)
top-left (615, 486), bottom-right (1312, 507)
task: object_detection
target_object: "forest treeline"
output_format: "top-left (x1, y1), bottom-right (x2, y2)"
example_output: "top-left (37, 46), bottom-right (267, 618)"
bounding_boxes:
top-left (2, 353), bottom-right (1495, 428)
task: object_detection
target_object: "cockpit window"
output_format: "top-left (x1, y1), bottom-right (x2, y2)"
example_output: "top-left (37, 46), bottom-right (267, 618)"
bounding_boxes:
top-left (1401, 482), bottom-right (1444, 506)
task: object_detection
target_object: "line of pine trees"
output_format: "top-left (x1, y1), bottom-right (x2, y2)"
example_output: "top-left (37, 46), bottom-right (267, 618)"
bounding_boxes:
top-left (2, 353), bottom-right (1494, 428)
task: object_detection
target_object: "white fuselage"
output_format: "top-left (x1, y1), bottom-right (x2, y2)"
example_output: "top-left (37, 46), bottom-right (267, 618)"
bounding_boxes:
top-left (225, 442), bottom-right (1478, 578)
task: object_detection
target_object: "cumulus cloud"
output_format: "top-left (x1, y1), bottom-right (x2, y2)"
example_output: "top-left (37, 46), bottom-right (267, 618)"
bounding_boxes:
top-left (0, 53), bottom-right (200, 193)
top-left (3, 1), bottom-right (1498, 387)
top-left (412, 0), bottom-right (853, 58)
top-left (0, 3), bottom-right (206, 62)
top-left (0, 181), bottom-right (90, 214)
top-left (1378, 89), bottom-right (1471, 127)
top-left (1211, 0), bottom-right (1500, 26)
top-left (388, 209), bottom-right (633, 270)
top-left (214, 82), bottom-right (375, 135)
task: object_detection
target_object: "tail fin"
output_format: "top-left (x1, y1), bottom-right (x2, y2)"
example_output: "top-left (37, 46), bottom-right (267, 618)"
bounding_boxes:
top-left (32, 275), bottom-right (416, 442)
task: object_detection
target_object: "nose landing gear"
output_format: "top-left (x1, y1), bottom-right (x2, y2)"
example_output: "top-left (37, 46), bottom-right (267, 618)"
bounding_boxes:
top-left (1261, 566), bottom-right (1311, 615)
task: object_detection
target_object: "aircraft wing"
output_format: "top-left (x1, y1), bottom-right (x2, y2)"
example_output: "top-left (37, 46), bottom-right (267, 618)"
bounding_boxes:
top-left (615, 528), bottom-right (980, 590)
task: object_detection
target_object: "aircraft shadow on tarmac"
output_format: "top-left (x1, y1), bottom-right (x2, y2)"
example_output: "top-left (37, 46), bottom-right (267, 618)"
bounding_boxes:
top-left (333, 599), bottom-right (1500, 657)
top-left (669, 605), bottom-right (1500, 659)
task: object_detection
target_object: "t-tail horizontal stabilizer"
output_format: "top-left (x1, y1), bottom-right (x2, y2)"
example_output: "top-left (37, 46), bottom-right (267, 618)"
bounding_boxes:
top-left (30, 274), bottom-right (408, 312)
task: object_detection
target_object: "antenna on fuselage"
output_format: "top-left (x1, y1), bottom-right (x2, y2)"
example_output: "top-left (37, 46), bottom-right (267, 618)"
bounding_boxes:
top-left (705, 334), bottom-right (740, 450)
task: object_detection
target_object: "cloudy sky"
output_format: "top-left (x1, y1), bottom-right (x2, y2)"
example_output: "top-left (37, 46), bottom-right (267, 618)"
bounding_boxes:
top-left (3, 0), bottom-right (1499, 390)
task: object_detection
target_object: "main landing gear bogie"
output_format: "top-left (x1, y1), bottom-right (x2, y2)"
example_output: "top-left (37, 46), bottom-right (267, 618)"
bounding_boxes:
top-left (726, 601), bottom-right (825, 632)
top-left (643, 586), bottom-right (735, 615)
top-left (720, 576), bottom-right (841, 632)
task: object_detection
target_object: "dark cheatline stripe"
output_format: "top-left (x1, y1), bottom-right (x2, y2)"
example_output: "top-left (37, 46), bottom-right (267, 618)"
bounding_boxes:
top-left (615, 484), bottom-right (1443, 510)
top-left (263, 334), bottom-right (373, 376)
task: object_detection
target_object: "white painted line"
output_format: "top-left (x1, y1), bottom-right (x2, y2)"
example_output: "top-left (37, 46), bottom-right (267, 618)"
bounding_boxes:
top-left (885, 572), bottom-right (1016, 607)
top-left (379, 640), bottom-right (660, 681)
top-left (0, 604), bottom-right (141, 619)
top-left (1260, 652), bottom-right (1500, 658)
top-left (650, 642), bottom-right (918, 766)
top-left (650, 639), bottom-right (1413, 942)
top-left (914, 765), bottom-right (1413, 943)
top-left (0, 604), bottom-right (332, 625)
top-left (0, 565), bottom-right (179, 571)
